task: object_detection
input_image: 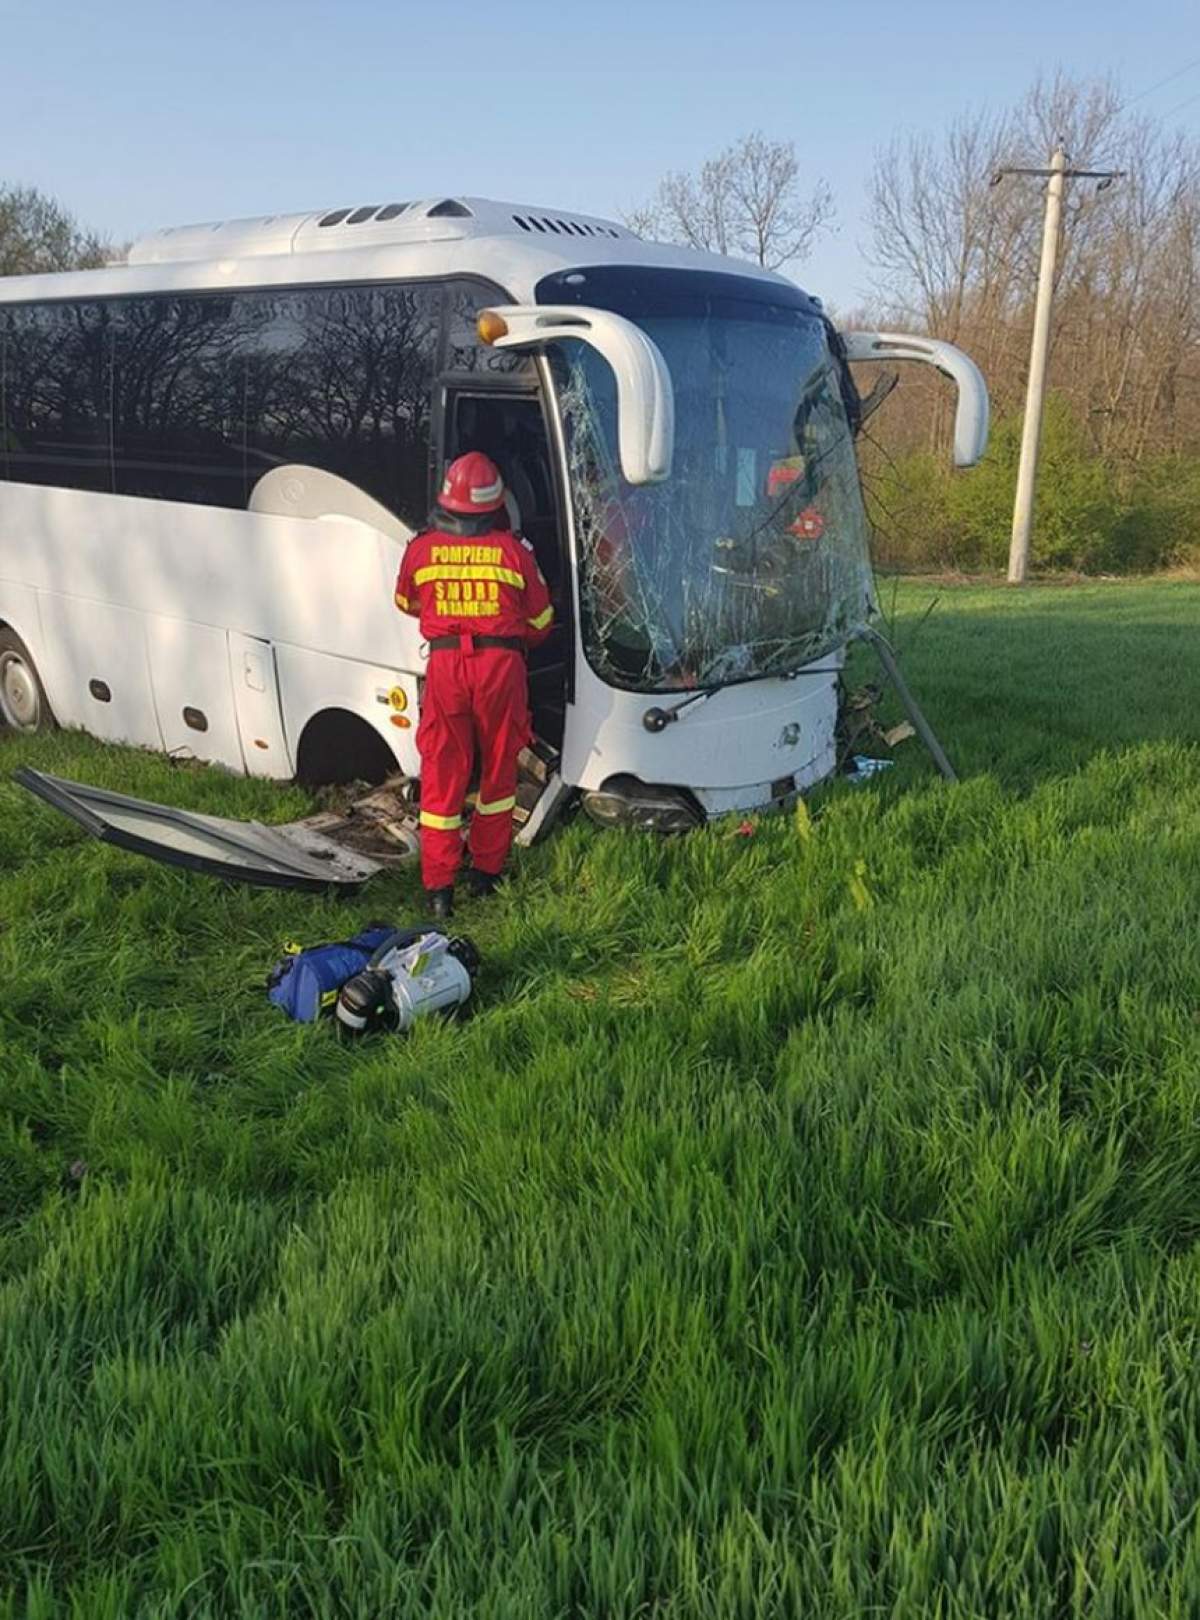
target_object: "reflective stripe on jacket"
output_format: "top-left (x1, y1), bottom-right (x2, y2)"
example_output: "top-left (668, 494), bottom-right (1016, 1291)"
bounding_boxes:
top-left (395, 525), bottom-right (553, 646)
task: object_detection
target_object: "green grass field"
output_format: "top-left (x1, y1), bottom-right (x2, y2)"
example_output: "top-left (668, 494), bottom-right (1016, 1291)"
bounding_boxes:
top-left (4, 580), bottom-right (1200, 1617)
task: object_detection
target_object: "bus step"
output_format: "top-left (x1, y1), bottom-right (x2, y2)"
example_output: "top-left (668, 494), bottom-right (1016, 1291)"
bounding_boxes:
top-left (517, 737), bottom-right (560, 785)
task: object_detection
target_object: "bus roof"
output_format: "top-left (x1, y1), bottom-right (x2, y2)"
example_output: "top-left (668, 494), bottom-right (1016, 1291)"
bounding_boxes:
top-left (0, 195), bottom-right (810, 307)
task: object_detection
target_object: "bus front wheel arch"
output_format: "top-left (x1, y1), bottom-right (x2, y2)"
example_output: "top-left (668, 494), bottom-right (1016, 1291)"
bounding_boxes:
top-left (0, 626), bottom-right (56, 735)
top-left (294, 708), bottom-right (401, 788)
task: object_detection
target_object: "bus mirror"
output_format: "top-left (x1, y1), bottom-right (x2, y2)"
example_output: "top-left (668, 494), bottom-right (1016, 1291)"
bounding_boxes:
top-left (841, 331), bottom-right (990, 468)
top-left (478, 304), bottom-right (675, 484)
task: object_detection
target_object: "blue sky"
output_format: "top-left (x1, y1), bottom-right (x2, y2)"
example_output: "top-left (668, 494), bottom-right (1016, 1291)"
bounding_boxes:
top-left (1, 0), bottom-right (1197, 307)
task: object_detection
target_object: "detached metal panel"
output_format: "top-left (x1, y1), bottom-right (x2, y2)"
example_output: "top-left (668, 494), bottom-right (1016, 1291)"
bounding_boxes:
top-left (14, 767), bottom-right (380, 891)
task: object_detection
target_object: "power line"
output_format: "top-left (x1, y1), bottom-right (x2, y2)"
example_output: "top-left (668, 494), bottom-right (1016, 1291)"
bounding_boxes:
top-left (1122, 55), bottom-right (1200, 111)
top-left (1160, 87), bottom-right (1200, 121)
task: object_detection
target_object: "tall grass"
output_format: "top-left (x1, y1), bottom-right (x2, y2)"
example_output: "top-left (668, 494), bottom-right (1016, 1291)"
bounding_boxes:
top-left (3, 582), bottom-right (1200, 1616)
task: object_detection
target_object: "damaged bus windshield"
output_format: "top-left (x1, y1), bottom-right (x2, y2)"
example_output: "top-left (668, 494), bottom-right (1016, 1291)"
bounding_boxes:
top-left (538, 267), bottom-right (875, 693)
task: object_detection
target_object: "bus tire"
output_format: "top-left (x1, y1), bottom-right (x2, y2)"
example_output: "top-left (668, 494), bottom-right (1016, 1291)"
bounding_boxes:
top-left (0, 628), bottom-right (55, 734)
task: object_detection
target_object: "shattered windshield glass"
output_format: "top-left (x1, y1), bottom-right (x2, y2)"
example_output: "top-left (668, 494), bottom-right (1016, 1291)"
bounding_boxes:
top-left (543, 271), bottom-right (875, 692)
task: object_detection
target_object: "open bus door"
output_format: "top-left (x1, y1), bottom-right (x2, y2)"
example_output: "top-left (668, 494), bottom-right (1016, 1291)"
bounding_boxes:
top-left (435, 378), bottom-right (571, 751)
top-left (435, 378), bottom-right (577, 843)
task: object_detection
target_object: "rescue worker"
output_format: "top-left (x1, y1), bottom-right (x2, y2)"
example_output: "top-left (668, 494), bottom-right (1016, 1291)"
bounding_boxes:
top-left (395, 451), bottom-right (554, 918)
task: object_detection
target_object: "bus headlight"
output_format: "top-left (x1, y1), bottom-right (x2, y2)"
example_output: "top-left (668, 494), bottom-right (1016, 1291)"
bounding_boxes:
top-left (580, 774), bottom-right (703, 833)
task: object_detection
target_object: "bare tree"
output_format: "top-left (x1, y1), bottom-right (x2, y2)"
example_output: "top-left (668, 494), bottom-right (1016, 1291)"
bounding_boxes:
top-left (628, 133), bottom-right (834, 271)
top-left (0, 184), bottom-right (109, 277)
top-left (865, 72), bottom-right (1200, 467)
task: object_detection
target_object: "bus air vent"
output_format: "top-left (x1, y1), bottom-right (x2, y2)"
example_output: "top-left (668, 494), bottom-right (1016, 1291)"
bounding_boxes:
top-left (512, 212), bottom-right (623, 239)
top-left (426, 199), bottom-right (473, 218)
top-left (317, 203), bottom-right (409, 229)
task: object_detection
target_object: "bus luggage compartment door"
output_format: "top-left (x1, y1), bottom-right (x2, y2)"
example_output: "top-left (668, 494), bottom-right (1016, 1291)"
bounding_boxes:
top-left (37, 593), bottom-right (164, 751)
top-left (228, 633), bottom-right (292, 779)
top-left (146, 616), bottom-right (245, 772)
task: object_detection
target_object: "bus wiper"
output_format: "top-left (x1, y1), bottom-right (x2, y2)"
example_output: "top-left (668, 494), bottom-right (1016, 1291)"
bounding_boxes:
top-left (641, 652), bottom-right (847, 730)
top-left (641, 690), bottom-right (715, 732)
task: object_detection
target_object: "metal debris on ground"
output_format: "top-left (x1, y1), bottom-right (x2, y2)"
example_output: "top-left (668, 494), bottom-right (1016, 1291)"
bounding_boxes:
top-left (836, 682), bottom-right (917, 773)
top-left (297, 741), bottom-right (571, 864)
top-left (845, 755), bottom-right (896, 784)
top-left (289, 776), bottom-right (420, 868)
top-left (835, 682), bottom-right (883, 771)
top-left (13, 736), bottom-right (573, 894)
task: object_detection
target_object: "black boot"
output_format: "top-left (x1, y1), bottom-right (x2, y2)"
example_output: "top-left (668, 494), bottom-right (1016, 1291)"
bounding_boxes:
top-left (465, 868), bottom-right (503, 900)
top-left (426, 886), bottom-right (454, 920)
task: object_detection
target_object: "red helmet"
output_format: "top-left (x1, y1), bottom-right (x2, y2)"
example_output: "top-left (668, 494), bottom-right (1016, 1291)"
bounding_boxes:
top-left (439, 451), bottom-right (505, 515)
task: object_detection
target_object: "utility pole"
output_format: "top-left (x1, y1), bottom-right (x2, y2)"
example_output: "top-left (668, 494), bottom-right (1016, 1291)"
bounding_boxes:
top-left (992, 150), bottom-right (1122, 583)
top-left (1007, 147), bottom-right (1066, 584)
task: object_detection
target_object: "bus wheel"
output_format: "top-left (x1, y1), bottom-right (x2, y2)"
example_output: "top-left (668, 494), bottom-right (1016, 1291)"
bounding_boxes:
top-left (0, 630), bottom-right (54, 734)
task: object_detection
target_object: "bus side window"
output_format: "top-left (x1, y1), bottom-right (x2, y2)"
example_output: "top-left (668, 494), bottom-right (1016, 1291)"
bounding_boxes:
top-left (240, 282), bottom-right (442, 531)
top-left (110, 295), bottom-right (247, 508)
top-left (3, 302), bottom-right (112, 492)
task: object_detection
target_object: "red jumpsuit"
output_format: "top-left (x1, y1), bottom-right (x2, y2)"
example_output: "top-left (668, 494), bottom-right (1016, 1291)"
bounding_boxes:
top-left (395, 523), bottom-right (554, 890)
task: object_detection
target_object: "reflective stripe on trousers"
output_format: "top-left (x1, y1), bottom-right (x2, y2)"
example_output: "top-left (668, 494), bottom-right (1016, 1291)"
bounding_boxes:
top-left (416, 648), bottom-right (530, 891)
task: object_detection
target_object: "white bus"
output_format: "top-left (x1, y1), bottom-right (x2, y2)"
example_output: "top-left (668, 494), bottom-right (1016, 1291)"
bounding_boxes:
top-left (0, 195), bottom-right (988, 830)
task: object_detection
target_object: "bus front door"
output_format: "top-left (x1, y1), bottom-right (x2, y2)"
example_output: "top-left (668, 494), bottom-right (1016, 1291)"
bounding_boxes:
top-left (438, 385), bottom-right (570, 753)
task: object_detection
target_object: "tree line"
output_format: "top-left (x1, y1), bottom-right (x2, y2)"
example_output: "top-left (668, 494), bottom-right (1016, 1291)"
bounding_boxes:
top-left (0, 184), bottom-right (110, 276)
top-left (861, 75), bottom-right (1200, 572)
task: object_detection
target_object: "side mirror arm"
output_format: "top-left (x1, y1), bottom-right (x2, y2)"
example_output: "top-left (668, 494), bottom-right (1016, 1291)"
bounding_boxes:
top-left (478, 304), bottom-right (675, 485)
top-left (841, 331), bottom-right (990, 468)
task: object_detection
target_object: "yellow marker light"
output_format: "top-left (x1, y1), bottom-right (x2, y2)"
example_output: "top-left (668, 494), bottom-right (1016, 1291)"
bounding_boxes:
top-left (477, 311), bottom-right (509, 345)
top-left (389, 714), bottom-right (411, 729)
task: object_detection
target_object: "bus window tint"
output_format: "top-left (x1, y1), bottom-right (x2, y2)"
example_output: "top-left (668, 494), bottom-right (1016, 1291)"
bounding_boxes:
top-left (3, 302), bottom-right (113, 491)
top-left (0, 278), bottom-right (523, 530)
top-left (241, 283), bottom-right (441, 528)
top-left (111, 296), bottom-right (247, 506)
